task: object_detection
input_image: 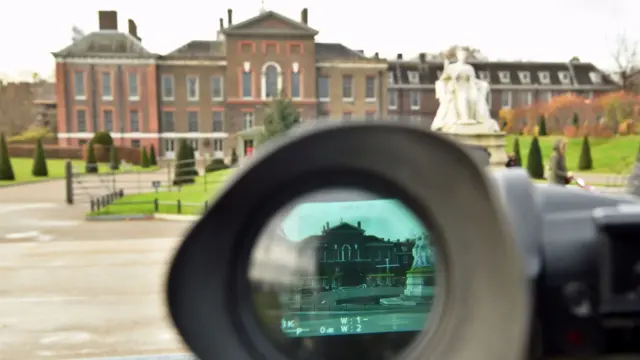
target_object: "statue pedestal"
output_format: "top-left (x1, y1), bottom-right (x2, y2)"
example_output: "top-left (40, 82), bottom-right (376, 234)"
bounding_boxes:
top-left (437, 123), bottom-right (507, 168)
top-left (380, 270), bottom-right (435, 306)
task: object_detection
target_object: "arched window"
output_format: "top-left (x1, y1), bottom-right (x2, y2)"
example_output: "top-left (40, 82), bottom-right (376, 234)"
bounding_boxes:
top-left (262, 62), bottom-right (282, 99)
top-left (341, 244), bottom-right (352, 261)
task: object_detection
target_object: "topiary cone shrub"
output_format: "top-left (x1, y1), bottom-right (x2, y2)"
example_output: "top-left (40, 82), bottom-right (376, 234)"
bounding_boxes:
top-left (149, 145), bottom-right (157, 166)
top-left (85, 143), bottom-right (99, 173)
top-left (31, 138), bottom-right (48, 177)
top-left (538, 116), bottom-right (548, 136)
top-left (0, 133), bottom-right (15, 181)
top-left (513, 137), bottom-right (522, 166)
top-left (140, 147), bottom-right (150, 168)
top-left (173, 140), bottom-right (197, 186)
top-left (526, 136), bottom-right (545, 179)
top-left (578, 135), bottom-right (593, 170)
top-left (109, 146), bottom-right (120, 171)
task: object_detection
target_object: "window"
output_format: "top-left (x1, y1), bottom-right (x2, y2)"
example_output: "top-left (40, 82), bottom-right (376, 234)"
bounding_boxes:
top-left (365, 112), bottom-right (376, 120)
top-left (131, 140), bottom-right (141, 148)
top-left (410, 91), bottom-right (420, 110)
top-left (478, 71), bottom-right (490, 81)
top-left (76, 109), bottom-right (87, 132)
top-left (318, 76), bottom-right (329, 101)
top-left (589, 72), bottom-right (602, 84)
top-left (162, 111), bottom-right (175, 132)
top-left (211, 76), bottom-right (223, 100)
top-left (410, 115), bottom-right (422, 123)
top-left (289, 44), bottom-right (302, 55)
top-left (558, 71), bottom-right (571, 85)
top-left (242, 71), bottom-right (252, 98)
top-left (187, 111), bottom-right (199, 132)
top-left (522, 91), bottom-right (533, 106)
top-left (213, 139), bottom-right (223, 152)
top-left (540, 91), bottom-right (552, 102)
top-left (73, 71), bottom-right (86, 99)
top-left (186, 76), bottom-right (199, 101)
top-left (365, 76), bottom-right (376, 101)
top-left (501, 91), bottom-right (512, 108)
top-left (129, 110), bottom-right (140, 132)
top-left (128, 73), bottom-right (139, 100)
top-left (342, 75), bottom-right (353, 101)
top-left (388, 90), bottom-right (398, 109)
top-left (290, 71), bottom-right (301, 99)
top-left (243, 112), bottom-right (254, 129)
top-left (407, 71), bottom-right (420, 84)
top-left (585, 91), bottom-right (594, 99)
top-left (538, 72), bottom-right (550, 84)
top-left (101, 72), bottom-right (113, 100)
top-left (212, 111), bottom-right (224, 132)
top-left (387, 72), bottom-right (394, 84)
top-left (343, 112), bottom-right (352, 120)
top-left (102, 109), bottom-right (114, 131)
top-left (518, 71), bottom-right (531, 84)
top-left (162, 75), bottom-right (174, 100)
top-left (263, 64), bottom-right (280, 99)
top-left (498, 71), bottom-right (511, 83)
top-left (78, 140), bottom-right (88, 146)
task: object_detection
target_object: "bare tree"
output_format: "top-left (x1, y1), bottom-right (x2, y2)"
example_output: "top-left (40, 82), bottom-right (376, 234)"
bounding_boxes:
top-left (439, 45), bottom-right (488, 61)
top-left (0, 82), bottom-right (35, 136)
top-left (611, 33), bottom-right (640, 92)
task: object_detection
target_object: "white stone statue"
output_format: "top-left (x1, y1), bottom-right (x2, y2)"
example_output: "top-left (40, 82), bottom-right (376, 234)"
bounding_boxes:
top-left (411, 234), bottom-right (433, 269)
top-left (431, 47), bottom-right (500, 133)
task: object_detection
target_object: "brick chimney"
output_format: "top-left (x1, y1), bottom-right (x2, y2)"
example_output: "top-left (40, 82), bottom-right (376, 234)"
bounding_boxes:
top-left (128, 19), bottom-right (139, 40)
top-left (397, 53), bottom-right (403, 60)
top-left (373, 52), bottom-right (379, 59)
top-left (219, 18), bottom-right (224, 30)
top-left (227, 9), bottom-right (233, 26)
top-left (98, 10), bottom-right (118, 31)
top-left (419, 53), bottom-right (426, 63)
top-left (301, 8), bottom-right (308, 24)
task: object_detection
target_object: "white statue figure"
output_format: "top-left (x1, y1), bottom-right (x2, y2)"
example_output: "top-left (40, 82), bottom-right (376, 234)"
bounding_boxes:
top-left (411, 234), bottom-right (432, 269)
top-left (431, 47), bottom-right (499, 133)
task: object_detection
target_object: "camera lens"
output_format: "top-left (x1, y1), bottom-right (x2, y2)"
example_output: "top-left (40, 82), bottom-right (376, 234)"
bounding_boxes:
top-left (247, 188), bottom-right (437, 359)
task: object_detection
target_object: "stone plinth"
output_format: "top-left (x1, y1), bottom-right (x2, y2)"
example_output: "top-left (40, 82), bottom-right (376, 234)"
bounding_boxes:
top-left (380, 271), bottom-right (435, 306)
top-left (438, 124), bottom-right (507, 168)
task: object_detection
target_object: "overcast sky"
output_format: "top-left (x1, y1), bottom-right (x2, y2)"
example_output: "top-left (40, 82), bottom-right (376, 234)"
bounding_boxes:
top-left (1, 0), bottom-right (638, 81)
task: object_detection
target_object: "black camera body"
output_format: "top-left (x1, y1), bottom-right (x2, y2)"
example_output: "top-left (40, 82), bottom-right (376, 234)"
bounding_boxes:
top-left (167, 122), bottom-right (640, 360)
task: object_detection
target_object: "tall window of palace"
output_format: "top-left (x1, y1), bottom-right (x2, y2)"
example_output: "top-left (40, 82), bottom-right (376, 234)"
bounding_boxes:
top-left (262, 62), bottom-right (282, 99)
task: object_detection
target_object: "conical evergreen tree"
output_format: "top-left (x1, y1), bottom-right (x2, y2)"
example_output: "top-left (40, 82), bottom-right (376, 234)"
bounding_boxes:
top-left (259, 96), bottom-right (300, 144)
top-left (109, 146), bottom-right (120, 171)
top-left (230, 148), bottom-right (239, 165)
top-left (526, 136), bottom-right (545, 179)
top-left (572, 113), bottom-right (580, 128)
top-left (538, 115), bottom-right (548, 136)
top-left (149, 145), bottom-right (157, 166)
top-left (0, 133), bottom-right (15, 181)
top-left (85, 143), bottom-right (98, 173)
top-left (578, 135), bottom-right (593, 170)
top-left (173, 140), bottom-right (197, 185)
top-left (513, 137), bottom-right (522, 166)
top-left (31, 138), bottom-right (48, 177)
top-left (141, 147), bottom-right (150, 168)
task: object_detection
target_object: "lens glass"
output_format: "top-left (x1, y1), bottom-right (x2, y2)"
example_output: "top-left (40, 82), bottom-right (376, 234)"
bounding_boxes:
top-left (248, 188), bottom-right (437, 358)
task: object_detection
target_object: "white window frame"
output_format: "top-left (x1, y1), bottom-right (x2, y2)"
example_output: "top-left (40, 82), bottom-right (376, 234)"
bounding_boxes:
top-left (76, 109), bottom-right (87, 132)
top-left (407, 71), bottom-right (420, 84)
top-left (213, 139), bottom-right (224, 152)
top-left (161, 75), bottom-right (175, 101)
top-left (211, 76), bottom-right (224, 101)
top-left (585, 91), bottom-right (594, 99)
top-left (186, 75), bottom-right (199, 101)
top-left (518, 71), bottom-right (531, 84)
top-left (478, 71), bottom-right (490, 81)
top-left (558, 71), bottom-right (571, 85)
top-left (243, 112), bottom-right (254, 129)
top-left (522, 91), bottom-right (533, 106)
top-left (387, 72), bottom-right (394, 84)
top-left (318, 76), bottom-right (329, 102)
top-left (187, 110), bottom-right (199, 132)
top-left (410, 91), bottom-right (420, 110)
top-left (540, 91), bottom-right (552, 103)
top-left (101, 72), bottom-right (113, 101)
top-left (589, 72), bottom-right (602, 84)
top-left (290, 70), bottom-right (302, 100)
top-left (127, 72), bottom-right (139, 101)
top-left (388, 90), bottom-right (398, 110)
top-left (498, 71), bottom-right (511, 84)
top-left (129, 109), bottom-right (140, 132)
top-left (261, 62), bottom-right (282, 100)
top-left (538, 72), bottom-right (551, 84)
top-left (342, 75), bottom-right (354, 102)
top-left (365, 76), bottom-right (376, 102)
top-left (73, 71), bottom-right (86, 100)
top-left (501, 91), bottom-right (512, 109)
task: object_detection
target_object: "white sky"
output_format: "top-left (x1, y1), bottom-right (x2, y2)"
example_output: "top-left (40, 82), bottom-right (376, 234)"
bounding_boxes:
top-left (1, 0), bottom-right (638, 81)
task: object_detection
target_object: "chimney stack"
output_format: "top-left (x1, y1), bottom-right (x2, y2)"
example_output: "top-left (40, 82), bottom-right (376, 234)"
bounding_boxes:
top-left (397, 53), bottom-right (403, 60)
top-left (419, 53), bottom-right (426, 63)
top-left (98, 10), bottom-right (118, 31)
top-left (301, 8), bottom-right (308, 24)
top-left (127, 19), bottom-right (139, 40)
top-left (373, 52), bottom-right (379, 59)
top-left (227, 9), bottom-right (233, 26)
top-left (219, 18), bottom-right (224, 30)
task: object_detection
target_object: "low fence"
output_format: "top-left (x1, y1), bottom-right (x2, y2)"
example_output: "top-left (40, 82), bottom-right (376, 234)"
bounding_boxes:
top-left (89, 190), bottom-right (125, 212)
top-left (90, 197), bottom-right (211, 214)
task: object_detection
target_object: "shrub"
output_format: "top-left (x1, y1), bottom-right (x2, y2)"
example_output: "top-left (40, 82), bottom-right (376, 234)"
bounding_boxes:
top-left (205, 158), bottom-right (229, 173)
top-left (572, 113), bottom-right (580, 127)
top-left (85, 143), bottom-right (98, 173)
top-left (230, 148), bottom-right (239, 165)
top-left (109, 146), bottom-right (119, 171)
top-left (513, 137), bottom-right (522, 166)
top-left (0, 133), bottom-right (15, 181)
top-left (173, 140), bottom-right (197, 186)
top-left (526, 136), bottom-right (545, 179)
top-left (618, 120), bottom-right (636, 135)
top-left (140, 147), bottom-right (150, 168)
top-left (578, 136), bottom-right (593, 170)
top-left (31, 139), bottom-right (48, 177)
top-left (149, 145), bottom-right (157, 166)
top-left (9, 126), bottom-right (55, 143)
top-left (538, 116), bottom-right (548, 136)
top-left (90, 131), bottom-right (114, 147)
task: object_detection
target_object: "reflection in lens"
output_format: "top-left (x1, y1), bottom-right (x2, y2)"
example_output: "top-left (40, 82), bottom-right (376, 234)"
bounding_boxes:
top-left (248, 188), bottom-right (437, 359)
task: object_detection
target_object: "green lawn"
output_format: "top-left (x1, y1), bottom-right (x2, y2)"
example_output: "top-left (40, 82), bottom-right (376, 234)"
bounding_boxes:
top-left (90, 169), bottom-right (233, 216)
top-left (0, 157), bottom-right (158, 187)
top-left (507, 135), bottom-right (639, 173)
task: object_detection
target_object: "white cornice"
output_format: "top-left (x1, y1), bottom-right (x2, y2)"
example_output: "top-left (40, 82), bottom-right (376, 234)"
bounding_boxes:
top-left (55, 57), bottom-right (157, 65)
top-left (57, 132), bottom-right (229, 139)
top-left (388, 84), bottom-right (619, 91)
top-left (158, 60), bottom-right (227, 66)
top-left (316, 62), bottom-right (387, 69)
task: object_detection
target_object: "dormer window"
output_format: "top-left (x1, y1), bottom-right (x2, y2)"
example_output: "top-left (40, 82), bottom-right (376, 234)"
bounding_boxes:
top-left (589, 71), bottom-right (602, 84)
top-left (538, 71), bottom-right (550, 84)
top-left (558, 71), bottom-right (571, 85)
top-left (518, 71), bottom-right (531, 84)
top-left (498, 71), bottom-right (511, 83)
top-left (478, 71), bottom-right (490, 81)
top-left (407, 71), bottom-right (420, 84)
top-left (387, 72), bottom-right (395, 84)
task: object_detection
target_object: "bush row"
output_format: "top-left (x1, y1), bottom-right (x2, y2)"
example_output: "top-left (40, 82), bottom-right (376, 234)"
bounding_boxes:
top-left (511, 135), bottom-right (595, 179)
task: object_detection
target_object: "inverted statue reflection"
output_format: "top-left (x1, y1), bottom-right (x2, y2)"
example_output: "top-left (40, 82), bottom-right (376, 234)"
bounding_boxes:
top-left (431, 47), bottom-right (499, 133)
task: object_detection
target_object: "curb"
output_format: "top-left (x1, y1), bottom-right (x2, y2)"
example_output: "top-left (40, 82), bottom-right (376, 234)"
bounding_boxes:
top-left (154, 213), bottom-right (200, 222)
top-left (85, 214), bottom-right (155, 221)
top-left (0, 177), bottom-right (64, 188)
